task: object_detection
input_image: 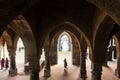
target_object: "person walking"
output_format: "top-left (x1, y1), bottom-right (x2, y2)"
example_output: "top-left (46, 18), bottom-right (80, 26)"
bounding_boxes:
top-left (1, 58), bottom-right (5, 69)
top-left (64, 58), bottom-right (68, 70)
top-left (5, 57), bottom-right (9, 70)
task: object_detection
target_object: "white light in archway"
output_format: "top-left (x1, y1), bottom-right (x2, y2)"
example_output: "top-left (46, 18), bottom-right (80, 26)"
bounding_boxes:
top-left (16, 38), bottom-right (24, 62)
top-left (61, 35), bottom-right (69, 51)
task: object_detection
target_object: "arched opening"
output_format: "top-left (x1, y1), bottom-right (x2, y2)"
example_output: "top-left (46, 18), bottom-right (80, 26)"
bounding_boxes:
top-left (39, 48), bottom-right (45, 71)
top-left (16, 38), bottom-right (25, 62)
top-left (40, 21), bottom-right (92, 79)
top-left (107, 37), bottom-right (117, 61)
top-left (60, 35), bottom-right (69, 51)
top-left (16, 37), bottom-right (25, 74)
top-left (57, 32), bottom-right (72, 64)
top-left (41, 48), bottom-right (45, 60)
top-left (86, 46), bottom-right (90, 61)
top-left (1, 30), bottom-right (26, 74)
top-left (0, 41), bottom-right (9, 60)
top-left (106, 35), bottom-right (118, 77)
top-left (0, 15), bottom-right (38, 79)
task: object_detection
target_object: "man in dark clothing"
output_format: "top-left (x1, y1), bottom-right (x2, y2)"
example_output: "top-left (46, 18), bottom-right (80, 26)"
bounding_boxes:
top-left (64, 58), bottom-right (68, 69)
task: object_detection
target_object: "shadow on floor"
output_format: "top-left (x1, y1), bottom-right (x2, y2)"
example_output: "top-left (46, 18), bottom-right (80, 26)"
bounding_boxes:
top-left (63, 68), bottom-right (68, 76)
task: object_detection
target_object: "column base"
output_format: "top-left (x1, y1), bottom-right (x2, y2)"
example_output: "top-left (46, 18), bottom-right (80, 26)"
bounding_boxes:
top-left (9, 68), bottom-right (17, 76)
top-left (103, 60), bottom-right (109, 67)
top-left (115, 69), bottom-right (120, 78)
top-left (91, 63), bottom-right (102, 80)
top-left (44, 69), bottom-right (51, 77)
top-left (24, 64), bottom-right (29, 73)
top-left (92, 72), bottom-right (101, 80)
top-left (30, 69), bottom-right (39, 80)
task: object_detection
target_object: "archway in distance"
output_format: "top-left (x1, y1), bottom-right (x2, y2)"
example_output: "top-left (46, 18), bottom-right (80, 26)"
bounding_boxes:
top-left (57, 31), bottom-right (72, 64)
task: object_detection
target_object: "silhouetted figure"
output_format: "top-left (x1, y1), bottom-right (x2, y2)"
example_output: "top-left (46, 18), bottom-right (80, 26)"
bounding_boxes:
top-left (5, 57), bottom-right (9, 69)
top-left (19, 47), bottom-right (21, 52)
top-left (1, 58), bottom-right (5, 69)
top-left (64, 58), bottom-right (68, 69)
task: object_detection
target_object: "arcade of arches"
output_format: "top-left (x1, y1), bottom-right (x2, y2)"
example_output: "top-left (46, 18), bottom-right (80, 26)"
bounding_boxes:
top-left (1, 0), bottom-right (120, 80)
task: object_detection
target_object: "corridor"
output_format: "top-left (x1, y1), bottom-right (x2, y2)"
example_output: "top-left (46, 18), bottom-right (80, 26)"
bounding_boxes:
top-left (0, 58), bottom-right (119, 80)
top-left (0, 60), bottom-right (120, 80)
top-left (40, 59), bottom-right (120, 80)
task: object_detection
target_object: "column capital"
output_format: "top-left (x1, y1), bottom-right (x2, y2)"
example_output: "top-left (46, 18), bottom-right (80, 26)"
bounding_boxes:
top-left (7, 46), bottom-right (17, 57)
top-left (30, 68), bottom-right (39, 78)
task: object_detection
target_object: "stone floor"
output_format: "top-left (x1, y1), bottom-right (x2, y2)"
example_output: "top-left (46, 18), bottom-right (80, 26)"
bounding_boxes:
top-left (40, 59), bottom-right (120, 80)
top-left (0, 51), bottom-right (120, 80)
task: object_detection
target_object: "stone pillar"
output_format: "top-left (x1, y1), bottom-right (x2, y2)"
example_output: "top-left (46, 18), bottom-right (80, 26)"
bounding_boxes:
top-left (7, 47), bottom-right (17, 76)
top-left (24, 47), bottom-right (28, 64)
top-left (72, 44), bottom-right (76, 65)
top-left (107, 49), bottom-right (112, 61)
top-left (68, 38), bottom-right (72, 51)
top-left (58, 39), bottom-right (62, 51)
top-left (114, 48), bottom-right (117, 59)
top-left (76, 46), bottom-right (80, 65)
top-left (80, 37), bottom-right (87, 78)
top-left (29, 57), bottom-right (40, 80)
top-left (72, 42), bottom-right (80, 66)
top-left (115, 54), bottom-right (120, 78)
top-left (44, 46), bottom-right (51, 77)
top-left (80, 51), bottom-right (87, 78)
top-left (110, 39), bottom-right (113, 46)
top-left (91, 63), bottom-right (102, 80)
top-left (50, 44), bottom-right (57, 65)
top-left (103, 58), bottom-right (108, 67)
top-left (103, 52), bottom-right (108, 67)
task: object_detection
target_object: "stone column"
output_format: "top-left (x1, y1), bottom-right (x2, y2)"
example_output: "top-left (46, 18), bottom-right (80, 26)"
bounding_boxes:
top-left (44, 46), bottom-right (51, 77)
top-left (111, 39), bottom-right (113, 46)
top-left (91, 63), bottom-right (102, 80)
top-left (28, 57), bottom-right (40, 80)
top-left (72, 43), bottom-right (80, 66)
top-left (115, 54), bottom-right (120, 78)
top-left (103, 51), bottom-right (108, 67)
top-left (72, 44), bottom-right (76, 65)
top-left (80, 51), bottom-right (87, 78)
top-left (107, 49), bottom-right (112, 61)
top-left (80, 37), bottom-right (87, 78)
top-left (103, 58), bottom-right (108, 67)
top-left (24, 47), bottom-right (28, 64)
top-left (50, 44), bottom-right (57, 65)
top-left (58, 39), bottom-right (62, 51)
top-left (76, 46), bottom-right (80, 65)
top-left (114, 48), bottom-right (117, 59)
top-left (68, 38), bottom-right (72, 51)
top-left (7, 47), bottom-right (17, 76)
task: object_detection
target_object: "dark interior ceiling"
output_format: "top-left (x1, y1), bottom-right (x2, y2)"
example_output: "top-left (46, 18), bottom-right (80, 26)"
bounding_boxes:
top-left (33, 0), bottom-right (97, 28)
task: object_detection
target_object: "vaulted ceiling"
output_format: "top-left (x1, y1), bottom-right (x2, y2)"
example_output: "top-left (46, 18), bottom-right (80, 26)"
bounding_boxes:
top-left (0, 0), bottom-right (119, 48)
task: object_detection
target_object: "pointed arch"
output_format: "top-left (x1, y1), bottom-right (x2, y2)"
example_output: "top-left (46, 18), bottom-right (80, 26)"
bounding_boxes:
top-left (49, 22), bottom-right (92, 59)
top-left (6, 15), bottom-right (38, 67)
top-left (93, 16), bottom-right (115, 63)
top-left (2, 31), bottom-right (12, 47)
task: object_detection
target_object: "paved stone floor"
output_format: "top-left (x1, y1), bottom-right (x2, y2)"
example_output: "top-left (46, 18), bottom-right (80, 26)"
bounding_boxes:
top-left (40, 60), bottom-right (120, 80)
top-left (0, 51), bottom-right (120, 80)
